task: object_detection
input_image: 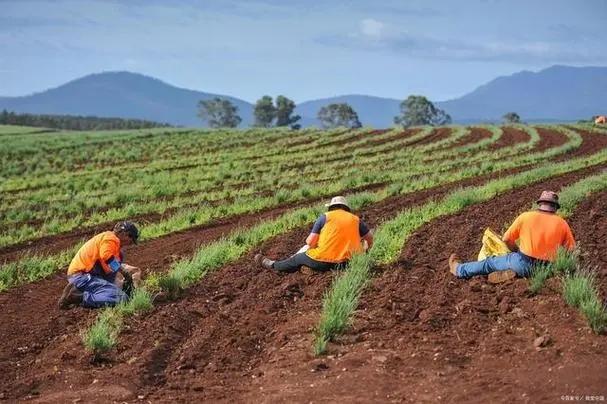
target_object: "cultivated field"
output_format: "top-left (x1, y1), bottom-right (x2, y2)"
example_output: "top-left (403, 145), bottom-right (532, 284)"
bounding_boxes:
top-left (1, 123), bottom-right (606, 402)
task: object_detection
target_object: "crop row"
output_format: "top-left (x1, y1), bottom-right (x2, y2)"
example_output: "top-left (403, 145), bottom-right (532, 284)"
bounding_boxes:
top-left (0, 126), bottom-right (590, 289)
top-left (0, 127), bottom-right (375, 205)
top-left (83, 140), bottom-right (607, 355)
top-left (313, 148), bottom-right (607, 353)
top-left (528, 171), bottom-right (607, 333)
top-left (1, 126), bottom-right (334, 186)
top-left (0, 125), bottom-right (521, 236)
top-left (0, 128), bottom-right (453, 242)
top-left (0, 126), bottom-right (542, 251)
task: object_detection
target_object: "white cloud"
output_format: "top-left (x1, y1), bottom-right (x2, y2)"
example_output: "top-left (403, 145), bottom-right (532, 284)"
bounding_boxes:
top-left (360, 18), bottom-right (384, 39)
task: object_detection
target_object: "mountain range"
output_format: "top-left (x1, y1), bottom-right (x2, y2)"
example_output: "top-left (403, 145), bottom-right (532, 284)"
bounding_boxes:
top-left (1, 65), bottom-right (605, 127)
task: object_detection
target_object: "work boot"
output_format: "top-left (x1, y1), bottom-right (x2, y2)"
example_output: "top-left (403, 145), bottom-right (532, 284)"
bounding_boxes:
top-left (58, 283), bottom-right (82, 309)
top-left (488, 270), bottom-right (517, 284)
top-left (254, 253), bottom-right (275, 269)
top-left (448, 254), bottom-right (460, 277)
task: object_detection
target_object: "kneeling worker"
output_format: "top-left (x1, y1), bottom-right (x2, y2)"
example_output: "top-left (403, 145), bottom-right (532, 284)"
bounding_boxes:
top-left (58, 221), bottom-right (141, 309)
top-left (449, 191), bottom-right (575, 283)
top-left (255, 196), bottom-right (373, 272)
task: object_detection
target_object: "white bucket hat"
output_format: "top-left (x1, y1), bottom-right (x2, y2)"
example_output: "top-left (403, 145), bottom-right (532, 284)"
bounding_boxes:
top-left (325, 196), bottom-right (350, 209)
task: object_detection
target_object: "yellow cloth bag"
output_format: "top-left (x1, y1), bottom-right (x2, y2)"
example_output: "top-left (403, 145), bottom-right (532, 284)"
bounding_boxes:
top-left (477, 227), bottom-right (511, 261)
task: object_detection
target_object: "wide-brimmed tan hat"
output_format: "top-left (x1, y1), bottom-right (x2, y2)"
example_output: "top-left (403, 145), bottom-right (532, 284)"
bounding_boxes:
top-left (536, 190), bottom-right (560, 212)
top-left (325, 196), bottom-right (350, 209)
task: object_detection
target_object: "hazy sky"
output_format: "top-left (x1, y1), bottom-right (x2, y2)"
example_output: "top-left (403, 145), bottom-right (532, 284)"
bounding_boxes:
top-left (1, 0), bottom-right (606, 102)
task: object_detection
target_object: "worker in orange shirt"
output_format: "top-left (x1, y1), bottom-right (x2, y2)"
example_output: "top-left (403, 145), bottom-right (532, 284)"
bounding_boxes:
top-left (255, 196), bottom-right (373, 273)
top-left (449, 191), bottom-right (576, 283)
top-left (58, 221), bottom-right (141, 309)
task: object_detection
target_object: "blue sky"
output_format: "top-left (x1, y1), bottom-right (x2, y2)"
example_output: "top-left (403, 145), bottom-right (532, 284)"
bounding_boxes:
top-left (1, 0), bottom-right (606, 102)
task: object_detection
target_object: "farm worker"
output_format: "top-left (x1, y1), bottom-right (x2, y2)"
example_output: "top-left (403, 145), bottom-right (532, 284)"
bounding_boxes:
top-left (58, 221), bottom-right (141, 309)
top-left (255, 196), bottom-right (373, 273)
top-left (449, 191), bottom-right (576, 283)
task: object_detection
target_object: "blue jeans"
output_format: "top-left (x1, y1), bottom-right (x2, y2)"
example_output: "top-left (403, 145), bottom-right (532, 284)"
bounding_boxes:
top-left (68, 268), bottom-right (127, 308)
top-left (457, 252), bottom-right (538, 279)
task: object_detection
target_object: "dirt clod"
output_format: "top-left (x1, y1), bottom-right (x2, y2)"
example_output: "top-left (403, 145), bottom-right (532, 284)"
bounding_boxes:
top-left (499, 296), bottom-right (511, 314)
top-left (533, 335), bottom-right (552, 349)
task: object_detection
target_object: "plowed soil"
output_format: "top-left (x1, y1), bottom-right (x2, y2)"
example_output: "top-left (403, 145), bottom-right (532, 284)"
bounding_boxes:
top-left (569, 190), bottom-right (607, 296)
top-left (231, 164), bottom-right (607, 404)
top-left (407, 127), bottom-right (451, 147)
top-left (0, 161), bottom-right (522, 402)
top-left (3, 162), bottom-right (606, 403)
top-left (341, 130), bottom-right (415, 153)
top-left (439, 127), bottom-right (492, 150)
top-left (488, 127), bottom-right (530, 150)
top-left (2, 129), bottom-right (606, 403)
top-left (535, 127), bottom-right (569, 152)
top-left (554, 129), bottom-right (607, 162)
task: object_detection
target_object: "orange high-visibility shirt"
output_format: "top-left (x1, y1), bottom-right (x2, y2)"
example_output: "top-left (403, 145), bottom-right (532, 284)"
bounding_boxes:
top-left (503, 211), bottom-right (575, 261)
top-left (306, 210), bottom-right (364, 263)
top-left (67, 231), bottom-right (121, 275)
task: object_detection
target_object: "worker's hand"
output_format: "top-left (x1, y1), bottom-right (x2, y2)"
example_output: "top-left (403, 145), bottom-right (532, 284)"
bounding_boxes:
top-left (120, 268), bottom-right (133, 282)
top-left (122, 263), bottom-right (139, 272)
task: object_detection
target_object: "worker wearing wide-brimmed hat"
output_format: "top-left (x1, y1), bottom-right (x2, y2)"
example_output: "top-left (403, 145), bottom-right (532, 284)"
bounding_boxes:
top-left (58, 221), bottom-right (142, 309)
top-left (255, 196), bottom-right (373, 273)
top-left (449, 191), bottom-right (576, 283)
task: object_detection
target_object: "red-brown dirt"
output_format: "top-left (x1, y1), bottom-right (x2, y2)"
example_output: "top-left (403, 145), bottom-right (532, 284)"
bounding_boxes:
top-left (340, 130), bottom-right (417, 153)
top-left (407, 127), bottom-right (451, 147)
top-left (534, 127), bottom-right (569, 152)
top-left (317, 130), bottom-right (386, 148)
top-left (438, 127), bottom-right (493, 151)
top-left (488, 127), bottom-right (530, 150)
top-left (569, 190), bottom-right (607, 297)
top-left (2, 163), bottom-right (606, 402)
top-left (554, 129), bottom-right (607, 162)
top-left (0, 162), bottom-right (518, 401)
top-left (230, 164), bottom-right (607, 404)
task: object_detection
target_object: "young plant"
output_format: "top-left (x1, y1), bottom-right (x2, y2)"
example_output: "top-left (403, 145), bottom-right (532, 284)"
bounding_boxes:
top-left (82, 308), bottom-right (122, 356)
top-left (528, 263), bottom-right (552, 295)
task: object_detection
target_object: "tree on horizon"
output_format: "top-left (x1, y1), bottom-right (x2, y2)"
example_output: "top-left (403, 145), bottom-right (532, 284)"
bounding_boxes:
top-left (394, 95), bottom-right (451, 127)
top-left (275, 95), bottom-right (301, 129)
top-left (503, 112), bottom-right (521, 123)
top-left (317, 103), bottom-right (362, 129)
top-left (253, 95), bottom-right (276, 127)
top-left (197, 98), bottom-right (241, 128)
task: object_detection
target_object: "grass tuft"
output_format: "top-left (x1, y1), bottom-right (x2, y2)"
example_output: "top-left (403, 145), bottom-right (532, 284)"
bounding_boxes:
top-left (314, 254), bottom-right (372, 355)
top-left (563, 270), bottom-right (595, 307)
top-left (118, 288), bottom-right (153, 316)
top-left (527, 247), bottom-right (579, 294)
top-left (158, 273), bottom-right (183, 300)
top-left (82, 308), bottom-right (122, 355)
top-left (580, 298), bottom-right (607, 334)
top-left (563, 269), bottom-right (607, 333)
top-left (528, 263), bottom-right (552, 295)
top-left (551, 247), bottom-right (579, 276)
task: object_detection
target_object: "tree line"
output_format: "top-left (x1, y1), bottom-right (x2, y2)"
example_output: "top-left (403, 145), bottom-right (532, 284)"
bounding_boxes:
top-left (198, 95), bottom-right (454, 129)
top-left (0, 110), bottom-right (172, 131)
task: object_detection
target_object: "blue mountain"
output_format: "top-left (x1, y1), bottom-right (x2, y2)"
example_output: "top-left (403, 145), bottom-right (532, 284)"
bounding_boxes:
top-left (0, 65), bottom-right (605, 127)
top-left (0, 71), bottom-right (253, 127)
